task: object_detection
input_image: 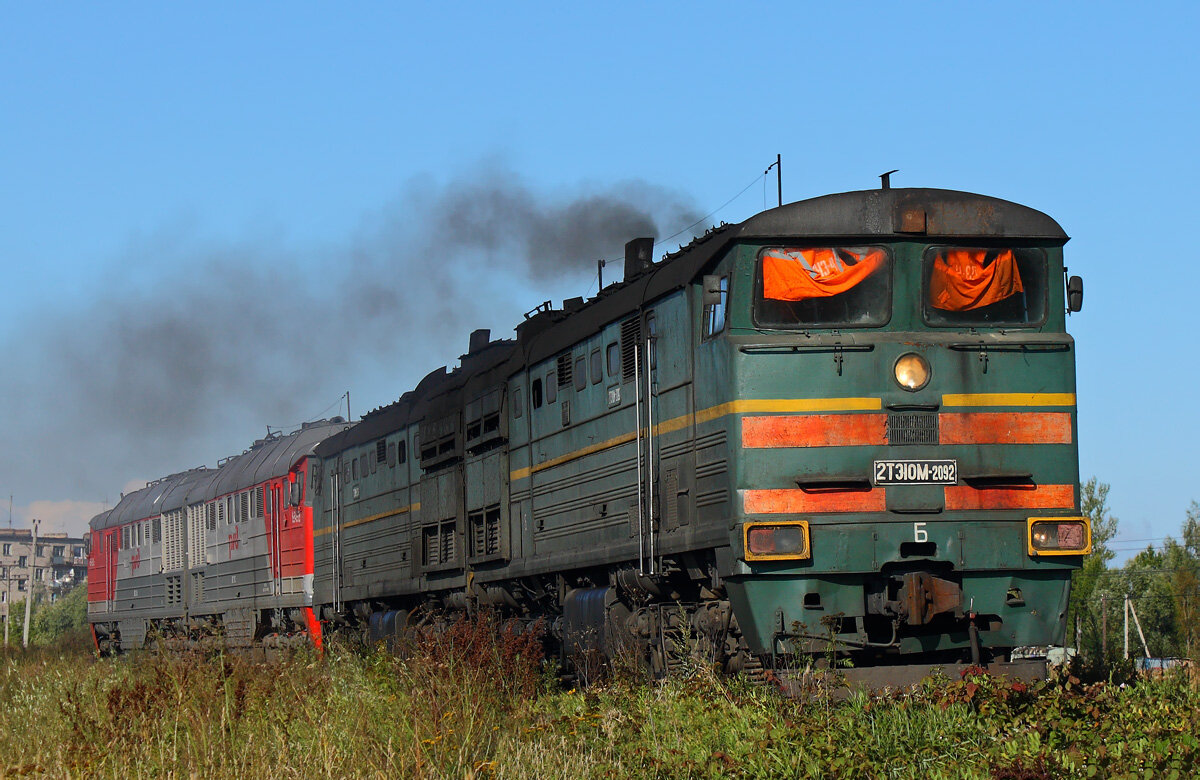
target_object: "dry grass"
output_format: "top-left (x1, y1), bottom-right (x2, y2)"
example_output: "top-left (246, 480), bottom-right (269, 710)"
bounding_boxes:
top-left (0, 616), bottom-right (1194, 778)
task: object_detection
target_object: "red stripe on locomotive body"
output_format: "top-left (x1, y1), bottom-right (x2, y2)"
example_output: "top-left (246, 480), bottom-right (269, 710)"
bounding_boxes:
top-left (265, 479), bottom-right (278, 577)
top-left (744, 488), bottom-right (887, 514)
top-left (108, 529), bottom-right (117, 601)
top-left (266, 478), bottom-right (284, 579)
top-left (741, 414), bottom-right (887, 448)
top-left (303, 606), bottom-right (323, 651)
top-left (264, 471), bottom-right (316, 583)
top-left (278, 505), bottom-right (310, 576)
top-left (939, 412), bottom-right (1073, 445)
top-left (944, 484), bottom-right (1075, 511)
top-left (282, 467), bottom-right (315, 579)
top-left (745, 485), bottom-right (1075, 514)
top-left (86, 528), bottom-right (118, 606)
top-left (301, 501), bottom-right (315, 578)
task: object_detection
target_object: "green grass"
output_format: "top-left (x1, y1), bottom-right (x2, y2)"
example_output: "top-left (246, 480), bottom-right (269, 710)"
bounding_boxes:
top-left (0, 618), bottom-right (1195, 778)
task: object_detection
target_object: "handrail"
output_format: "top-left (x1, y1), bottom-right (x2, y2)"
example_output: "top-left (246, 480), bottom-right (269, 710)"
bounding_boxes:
top-left (948, 341), bottom-right (1069, 352)
top-left (634, 346), bottom-right (645, 575)
top-left (646, 334), bottom-right (657, 576)
top-left (331, 471), bottom-right (342, 614)
top-left (740, 344), bottom-right (874, 355)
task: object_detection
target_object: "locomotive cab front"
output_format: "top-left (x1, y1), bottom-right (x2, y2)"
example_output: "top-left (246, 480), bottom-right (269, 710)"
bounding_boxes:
top-left (700, 189), bottom-right (1087, 675)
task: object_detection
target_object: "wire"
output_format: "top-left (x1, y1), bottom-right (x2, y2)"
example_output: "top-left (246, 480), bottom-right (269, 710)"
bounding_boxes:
top-left (265, 394), bottom-right (349, 435)
top-left (581, 266), bottom-right (599, 299)
top-left (1091, 567), bottom-right (1200, 576)
top-left (305, 394), bottom-right (348, 424)
top-left (1110, 542), bottom-right (1194, 554)
top-left (654, 172), bottom-right (766, 250)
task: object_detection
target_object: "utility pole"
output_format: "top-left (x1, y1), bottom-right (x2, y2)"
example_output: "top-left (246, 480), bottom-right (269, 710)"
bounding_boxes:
top-left (1123, 592), bottom-right (1129, 659)
top-left (1101, 594), bottom-right (1108, 660)
top-left (1128, 598), bottom-right (1152, 659)
top-left (22, 518), bottom-right (38, 649)
top-left (2, 495), bottom-right (9, 647)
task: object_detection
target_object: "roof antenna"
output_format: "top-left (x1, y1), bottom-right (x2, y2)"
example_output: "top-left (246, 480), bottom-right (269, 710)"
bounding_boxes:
top-left (764, 154), bottom-right (782, 206)
top-left (880, 169), bottom-right (899, 190)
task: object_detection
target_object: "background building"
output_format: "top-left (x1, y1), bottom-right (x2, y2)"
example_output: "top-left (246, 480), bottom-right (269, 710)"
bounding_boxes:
top-left (0, 528), bottom-right (88, 624)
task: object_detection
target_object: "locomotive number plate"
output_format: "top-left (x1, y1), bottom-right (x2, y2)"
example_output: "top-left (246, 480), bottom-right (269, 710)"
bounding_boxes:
top-left (872, 459), bottom-right (957, 485)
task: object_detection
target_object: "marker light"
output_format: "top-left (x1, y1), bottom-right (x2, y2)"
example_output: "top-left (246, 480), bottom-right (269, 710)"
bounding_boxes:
top-left (1027, 517), bottom-right (1092, 556)
top-left (894, 353), bottom-right (930, 391)
top-left (743, 521), bottom-right (811, 562)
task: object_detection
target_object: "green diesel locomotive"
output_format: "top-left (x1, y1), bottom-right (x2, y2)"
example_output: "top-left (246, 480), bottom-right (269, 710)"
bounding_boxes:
top-left (310, 185), bottom-right (1089, 681)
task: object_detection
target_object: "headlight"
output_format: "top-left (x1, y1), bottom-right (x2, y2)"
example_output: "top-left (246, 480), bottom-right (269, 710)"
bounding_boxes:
top-left (743, 521), bottom-right (811, 562)
top-left (1027, 517), bottom-right (1092, 556)
top-left (894, 353), bottom-right (930, 391)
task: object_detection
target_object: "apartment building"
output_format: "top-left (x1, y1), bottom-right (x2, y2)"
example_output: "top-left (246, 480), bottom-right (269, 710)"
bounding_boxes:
top-left (0, 528), bottom-right (88, 622)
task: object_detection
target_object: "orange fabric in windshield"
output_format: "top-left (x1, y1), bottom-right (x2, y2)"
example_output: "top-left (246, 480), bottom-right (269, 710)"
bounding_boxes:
top-left (929, 249), bottom-right (1023, 311)
top-left (763, 248), bottom-right (884, 302)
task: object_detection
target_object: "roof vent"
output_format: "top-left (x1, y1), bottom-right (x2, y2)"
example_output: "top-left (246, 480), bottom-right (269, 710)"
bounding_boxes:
top-left (469, 328), bottom-right (491, 353)
top-left (624, 237), bottom-right (655, 280)
top-left (562, 297), bottom-right (584, 313)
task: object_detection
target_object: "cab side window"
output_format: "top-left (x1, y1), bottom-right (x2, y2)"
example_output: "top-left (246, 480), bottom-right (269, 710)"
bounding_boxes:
top-left (703, 275), bottom-right (729, 339)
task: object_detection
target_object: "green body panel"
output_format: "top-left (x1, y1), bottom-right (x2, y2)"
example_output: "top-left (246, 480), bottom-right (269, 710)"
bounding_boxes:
top-left (728, 571), bottom-right (1070, 655)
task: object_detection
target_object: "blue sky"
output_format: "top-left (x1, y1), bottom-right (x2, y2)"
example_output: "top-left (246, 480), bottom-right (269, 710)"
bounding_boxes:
top-left (1, 2), bottom-right (1196, 556)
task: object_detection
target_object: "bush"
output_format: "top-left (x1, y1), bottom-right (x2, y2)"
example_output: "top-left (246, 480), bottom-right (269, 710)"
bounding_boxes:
top-left (5, 583), bottom-right (90, 651)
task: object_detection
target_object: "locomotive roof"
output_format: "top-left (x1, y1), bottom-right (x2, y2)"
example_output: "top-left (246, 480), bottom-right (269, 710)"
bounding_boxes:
top-left (92, 467), bottom-right (212, 531)
top-left (314, 338), bottom-right (520, 457)
top-left (738, 188), bottom-right (1068, 242)
top-left (87, 507), bottom-right (113, 533)
top-left (518, 188), bottom-right (1066, 365)
top-left (90, 420), bottom-right (349, 531)
top-left (208, 419), bottom-right (349, 499)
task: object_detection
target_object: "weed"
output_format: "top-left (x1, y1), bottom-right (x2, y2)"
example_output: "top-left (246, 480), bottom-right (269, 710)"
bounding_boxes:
top-left (0, 616), bottom-right (1192, 777)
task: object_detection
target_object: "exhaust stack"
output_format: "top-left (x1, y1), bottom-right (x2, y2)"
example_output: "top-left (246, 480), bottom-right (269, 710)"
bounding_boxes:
top-left (624, 237), bottom-right (655, 281)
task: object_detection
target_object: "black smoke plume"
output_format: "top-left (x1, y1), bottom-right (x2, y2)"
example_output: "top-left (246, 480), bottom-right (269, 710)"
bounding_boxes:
top-left (0, 164), bottom-right (700, 517)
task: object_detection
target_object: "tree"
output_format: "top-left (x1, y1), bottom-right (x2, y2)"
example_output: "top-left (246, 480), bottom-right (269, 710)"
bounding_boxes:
top-left (31, 582), bottom-right (88, 645)
top-left (1119, 546), bottom-right (1181, 658)
top-left (1066, 486), bottom-right (1200, 666)
top-left (1066, 478), bottom-right (1119, 660)
top-left (8, 582), bottom-right (90, 649)
top-left (1165, 502), bottom-right (1200, 658)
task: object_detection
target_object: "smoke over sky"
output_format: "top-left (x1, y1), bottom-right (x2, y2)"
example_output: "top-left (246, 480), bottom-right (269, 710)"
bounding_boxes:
top-left (0, 165), bottom-right (699, 534)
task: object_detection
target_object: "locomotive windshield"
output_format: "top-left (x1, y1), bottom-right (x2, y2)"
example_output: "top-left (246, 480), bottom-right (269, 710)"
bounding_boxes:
top-left (923, 246), bottom-right (1047, 326)
top-left (753, 245), bottom-right (891, 328)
